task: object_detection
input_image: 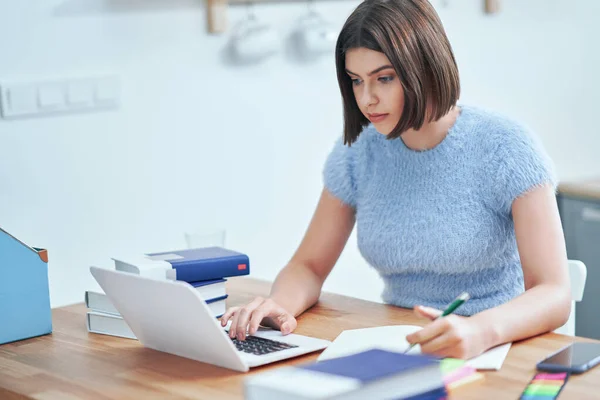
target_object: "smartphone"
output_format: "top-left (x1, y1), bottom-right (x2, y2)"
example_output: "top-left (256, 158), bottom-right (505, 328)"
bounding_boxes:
top-left (537, 342), bottom-right (600, 374)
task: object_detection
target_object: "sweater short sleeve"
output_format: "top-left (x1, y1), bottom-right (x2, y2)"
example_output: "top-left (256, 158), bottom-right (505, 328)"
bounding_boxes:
top-left (322, 137), bottom-right (357, 208)
top-left (493, 124), bottom-right (557, 214)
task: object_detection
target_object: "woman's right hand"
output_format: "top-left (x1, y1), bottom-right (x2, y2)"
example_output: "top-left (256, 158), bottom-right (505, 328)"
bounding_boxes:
top-left (220, 296), bottom-right (297, 341)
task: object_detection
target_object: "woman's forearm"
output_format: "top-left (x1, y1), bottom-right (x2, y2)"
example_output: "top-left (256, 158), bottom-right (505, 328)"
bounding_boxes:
top-left (473, 283), bottom-right (571, 349)
top-left (268, 262), bottom-right (324, 318)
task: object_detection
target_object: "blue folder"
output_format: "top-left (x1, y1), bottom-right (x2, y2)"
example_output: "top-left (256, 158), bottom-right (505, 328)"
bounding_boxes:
top-left (0, 227), bottom-right (52, 345)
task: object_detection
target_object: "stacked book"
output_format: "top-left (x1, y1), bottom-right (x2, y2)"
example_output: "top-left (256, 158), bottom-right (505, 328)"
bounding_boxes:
top-left (243, 349), bottom-right (448, 400)
top-left (86, 246), bottom-right (250, 340)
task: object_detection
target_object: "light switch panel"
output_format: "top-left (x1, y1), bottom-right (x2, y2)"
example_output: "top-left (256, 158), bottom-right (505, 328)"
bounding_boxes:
top-left (0, 75), bottom-right (120, 119)
top-left (37, 83), bottom-right (65, 110)
top-left (94, 76), bottom-right (120, 105)
top-left (0, 84), bottom-right (37, 118)
top-left (67, 80), bottom-right (94, 106)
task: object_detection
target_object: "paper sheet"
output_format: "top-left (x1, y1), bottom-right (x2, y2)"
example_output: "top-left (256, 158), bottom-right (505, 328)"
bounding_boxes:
top-left (317, 325), bottom-right (511, 370)
top-left (465, 342), bottom-right (512, 370)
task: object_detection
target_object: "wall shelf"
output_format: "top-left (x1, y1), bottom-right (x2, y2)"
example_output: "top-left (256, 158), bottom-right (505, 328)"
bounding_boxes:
top-left (206, 0), bottom-right (501, 34)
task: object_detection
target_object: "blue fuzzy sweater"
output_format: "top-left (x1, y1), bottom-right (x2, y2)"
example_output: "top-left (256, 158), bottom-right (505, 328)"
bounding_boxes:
top-left (322, 105), bottom-right (557, 316)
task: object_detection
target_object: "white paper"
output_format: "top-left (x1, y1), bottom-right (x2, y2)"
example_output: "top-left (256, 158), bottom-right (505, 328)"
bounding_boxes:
top-left (146, 253), bottom-right (184, 261)
top-left (317, 325), bottom-right (423, 362)
top-left (111, 255), bottom-right (173, 280)
top-left (317, 325), bottom-right (511, 370)
top-left (465, 342), bottom-right (512, 370)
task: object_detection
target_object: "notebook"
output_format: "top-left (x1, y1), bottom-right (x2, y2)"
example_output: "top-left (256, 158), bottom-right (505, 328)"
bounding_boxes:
top-left (244, 348), bottom-right (445, 400)
top-left (317, 325), bottom-right (512, 370)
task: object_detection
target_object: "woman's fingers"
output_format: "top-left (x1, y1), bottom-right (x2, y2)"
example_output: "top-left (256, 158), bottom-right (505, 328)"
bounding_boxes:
top-left (277, 313), bottom-right (298, 335)
top-left (414, 305), bottom-right (443, 320)
top-left (419, 331), bottom-right (460, 356)
top-left (228, 309), bottom-right (242, 339)
top-left (235, 297), bottom-right (268, 340)
top-left (220, 297), bottom-right (297, 340)
top-left (247, 299), bottom-right (298, 336)
top-left (247, 308), bottom-right (267, 336)
top-left (220, 306), bottom-right (240, 327)
top-left (407, 319), bottom-right (446, 345)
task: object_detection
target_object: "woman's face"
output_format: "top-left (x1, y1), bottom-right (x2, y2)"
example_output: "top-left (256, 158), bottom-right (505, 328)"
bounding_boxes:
top-left (345, 47), bottom-right (404, 135)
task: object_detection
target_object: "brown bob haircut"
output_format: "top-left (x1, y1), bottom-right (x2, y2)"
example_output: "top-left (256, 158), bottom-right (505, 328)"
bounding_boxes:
top-left (335, 0), bottom-right (461, 145)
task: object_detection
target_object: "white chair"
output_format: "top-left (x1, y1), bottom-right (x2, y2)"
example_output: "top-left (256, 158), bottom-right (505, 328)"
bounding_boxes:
top-left (554, 260), bottom-right (587, 336)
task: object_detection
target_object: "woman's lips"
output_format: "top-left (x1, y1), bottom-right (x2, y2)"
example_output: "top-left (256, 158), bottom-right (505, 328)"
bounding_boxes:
top-left (367, 113), bottom-right (388, 123)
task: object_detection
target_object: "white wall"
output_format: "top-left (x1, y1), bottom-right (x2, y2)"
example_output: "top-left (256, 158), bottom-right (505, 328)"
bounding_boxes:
top-left (0, 0), bottom-right (598, 308)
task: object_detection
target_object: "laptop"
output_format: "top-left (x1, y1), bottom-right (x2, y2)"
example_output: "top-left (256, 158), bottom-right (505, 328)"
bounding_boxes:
top-left (89, 266), bottom-right (331, 372)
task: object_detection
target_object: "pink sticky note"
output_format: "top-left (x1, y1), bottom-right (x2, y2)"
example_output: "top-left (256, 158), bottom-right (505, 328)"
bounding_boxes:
top-left (535, 372), bottom-right (567, 381)
top-left (444, 366), bottom-right (478, 385)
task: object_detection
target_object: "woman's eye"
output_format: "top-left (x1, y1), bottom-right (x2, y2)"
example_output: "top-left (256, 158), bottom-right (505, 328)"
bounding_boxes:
top-left (351, 78), bottom-right (362, 86)
top-left (378, 76), bottom-right (394, 83)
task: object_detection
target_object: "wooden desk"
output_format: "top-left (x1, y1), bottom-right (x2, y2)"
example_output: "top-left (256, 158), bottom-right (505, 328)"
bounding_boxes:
top-left (1, 277), bottom-right (599, 399)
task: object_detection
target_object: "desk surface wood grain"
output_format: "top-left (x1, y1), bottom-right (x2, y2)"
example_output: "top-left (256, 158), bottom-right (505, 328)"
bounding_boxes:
top-left (1, 277), bottom-right (598, 399)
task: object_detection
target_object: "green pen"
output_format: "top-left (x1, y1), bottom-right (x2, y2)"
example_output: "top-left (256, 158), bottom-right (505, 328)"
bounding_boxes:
top-left (404, 292), bottom-right (471, 354)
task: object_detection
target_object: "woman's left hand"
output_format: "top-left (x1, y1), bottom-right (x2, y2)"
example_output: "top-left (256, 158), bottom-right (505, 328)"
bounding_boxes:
top-left (405, 305), bottom-right (490, 359)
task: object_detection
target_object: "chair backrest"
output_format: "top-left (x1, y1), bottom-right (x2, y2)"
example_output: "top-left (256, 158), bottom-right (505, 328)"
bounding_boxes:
top-left (568, 259), bottom-right (587, 302)
top-left (555, 260), bottom-right (587, 336)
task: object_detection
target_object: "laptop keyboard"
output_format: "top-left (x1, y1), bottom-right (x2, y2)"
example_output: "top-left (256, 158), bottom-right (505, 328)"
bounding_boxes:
top-left (230, 335), bottom-right (299, 356)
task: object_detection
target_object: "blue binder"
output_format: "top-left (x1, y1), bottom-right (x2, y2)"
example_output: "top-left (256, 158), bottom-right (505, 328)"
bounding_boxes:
top-left (145, 247), bottom-right (250, 282)
top-left (0, 227), bottom-right (52, 345)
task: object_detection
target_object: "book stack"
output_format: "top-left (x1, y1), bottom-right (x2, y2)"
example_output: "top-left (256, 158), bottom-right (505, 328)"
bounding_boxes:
top-left (86, 246), bottom-right (249, 340)
top-left (243, 349), bottom-right (448, 400)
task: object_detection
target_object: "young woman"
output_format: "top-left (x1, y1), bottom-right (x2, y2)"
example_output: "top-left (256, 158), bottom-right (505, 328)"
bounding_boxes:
top-left (221, 0), bottom-right (571, 360)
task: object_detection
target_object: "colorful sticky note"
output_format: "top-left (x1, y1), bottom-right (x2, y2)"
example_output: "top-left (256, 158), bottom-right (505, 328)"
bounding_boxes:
top-left (534, 372), bottom-right (567, 380)
top-left (524, 383), bottom-right (562, 396)
top-left (447, 371), bottom-right (484, 391)
top-left (519, 371), bottom-right (569, 400)
top-left (440, 358), bottom-right (465, 374)
top-left (530, 379), bottom-right (563, 386)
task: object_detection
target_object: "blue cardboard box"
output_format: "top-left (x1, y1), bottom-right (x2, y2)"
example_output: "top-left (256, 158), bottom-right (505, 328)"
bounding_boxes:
top-left (0, 227), bottom-right (52, 345)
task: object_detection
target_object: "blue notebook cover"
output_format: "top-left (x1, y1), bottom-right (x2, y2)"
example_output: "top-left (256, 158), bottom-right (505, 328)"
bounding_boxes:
top-left (403, 386), bottom-right (448, 400)
top-left (299, 349), bottom-right (439, 383)
top-left (245, 349), bottom-right (444, 399)
top-left (146, 247), bottom-right (249, 282)
top-left (189, 278), bottom-right (226, 287)
top-left (205, 294), bottom-right (228, 304)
